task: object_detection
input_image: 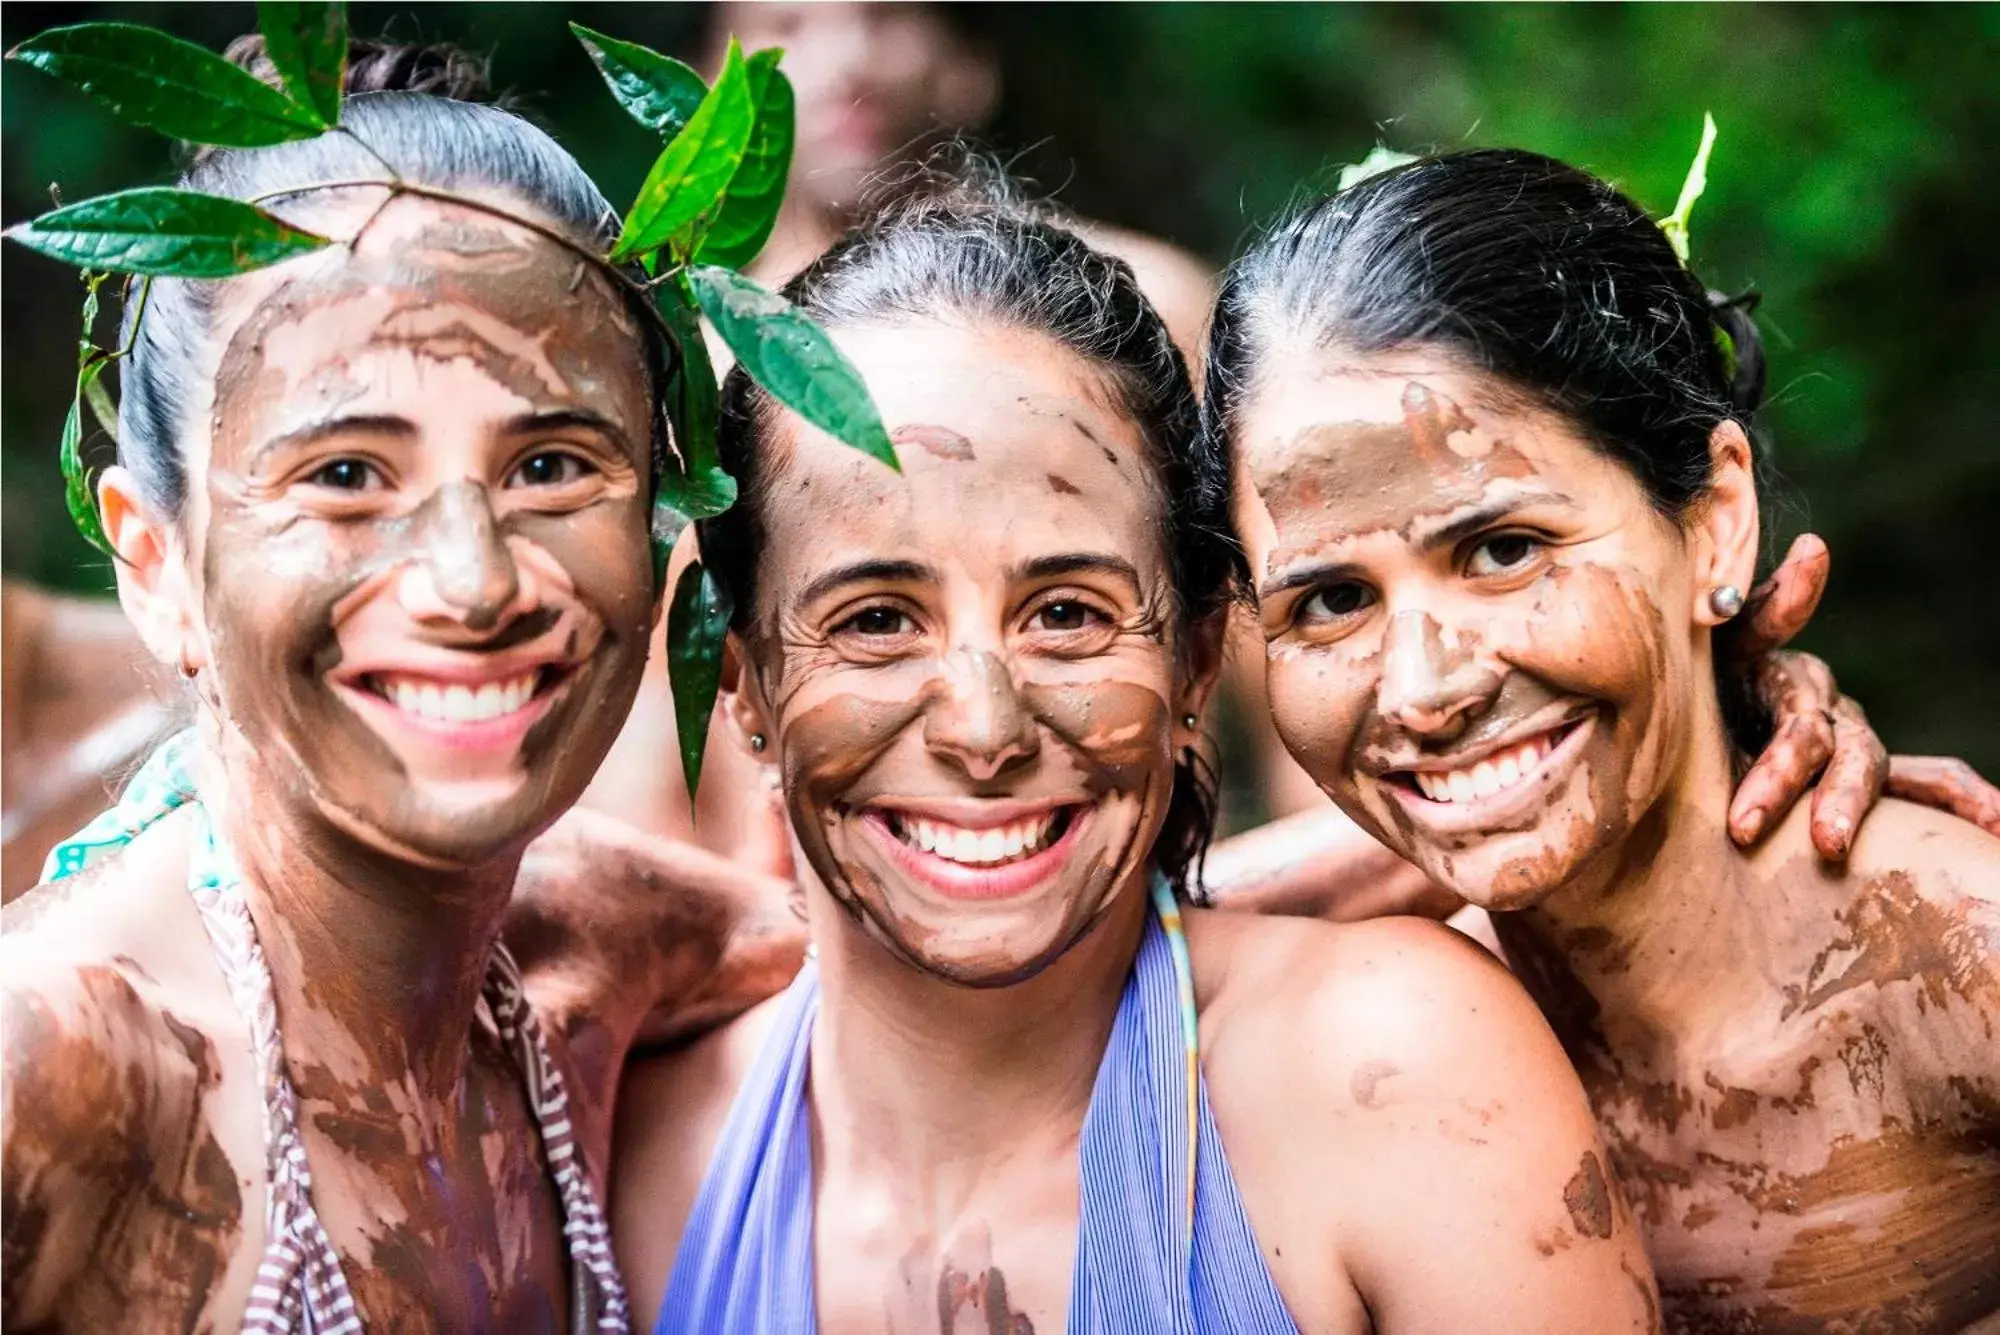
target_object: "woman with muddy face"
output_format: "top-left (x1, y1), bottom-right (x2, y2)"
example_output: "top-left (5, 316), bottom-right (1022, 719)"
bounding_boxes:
top-left (612, 168), bottom-right (1664, 1334)
top-left (1208, 148), bottom-right (2000, 1332)
top-left (0, 42), bottom-right (682, 1332)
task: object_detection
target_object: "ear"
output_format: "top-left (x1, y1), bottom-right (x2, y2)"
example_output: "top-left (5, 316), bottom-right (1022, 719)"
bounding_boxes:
top-left (99, 466), bottom-right (203, 675)
top-left (718, 631), bottom-right (775, 758)
top-left (1175, 607), bottom-right (1230, 748)
top-left (1690, 421), bottom-right (1760, 627)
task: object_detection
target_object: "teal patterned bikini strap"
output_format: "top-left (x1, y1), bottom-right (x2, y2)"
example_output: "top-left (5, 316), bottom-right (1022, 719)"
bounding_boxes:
top-left (41, 728), bottom-right (202, 884)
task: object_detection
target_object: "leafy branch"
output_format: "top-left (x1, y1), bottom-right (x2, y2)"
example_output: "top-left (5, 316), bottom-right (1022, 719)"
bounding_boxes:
top-left (3, 2), bottom-right (898, 802)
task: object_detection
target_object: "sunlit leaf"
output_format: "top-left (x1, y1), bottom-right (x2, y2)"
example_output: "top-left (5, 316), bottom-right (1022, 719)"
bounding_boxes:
top-left (258, 1), bottom-right (347, 128)
top-left (667, 559), bottom-right (733, 805)
top-left (696, 49), bottom-right (794, 270)
top-left (1337, 144), bottom-right (1419, 191)
top-left (1661, 112), bottom-right (1719, 266)
top-left (7, 22), bottom-right (326, 147)
top-left (83, 369), bottom-right (120, 444)
top-left (570, 23), bottom-right (706, 138)
top-left (62, 272), bottom-right (115, 554)
top-left (689, 264), bottom-right (897, 471)
top-left (6, 188), bottom-right (334, 277)
top-left (610, 40), bottom-right (755, 263)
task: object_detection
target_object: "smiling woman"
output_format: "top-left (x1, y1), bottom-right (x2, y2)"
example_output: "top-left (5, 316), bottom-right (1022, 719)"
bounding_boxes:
top-left (1207, 147), bottom-right (2000, 1332)
top-left (610, 164), bottom-right (1665, 1334)
top-left (0, 39), bottom-right (660, 1333)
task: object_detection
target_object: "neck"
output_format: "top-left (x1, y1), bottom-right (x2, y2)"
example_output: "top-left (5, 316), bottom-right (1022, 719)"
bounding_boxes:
top-left (805, 875), bottom-right (1149, 1211)
top-left (1494, 691), bottom-right (1793, 1064)
top-left (198, 727), bottom-right (518, 1104)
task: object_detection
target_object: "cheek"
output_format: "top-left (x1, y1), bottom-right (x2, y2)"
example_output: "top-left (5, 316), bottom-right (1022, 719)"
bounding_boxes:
top-left (1264, 639), bottom-right (1381, 792)
top-left (510, 503), bottom-right (654, 641)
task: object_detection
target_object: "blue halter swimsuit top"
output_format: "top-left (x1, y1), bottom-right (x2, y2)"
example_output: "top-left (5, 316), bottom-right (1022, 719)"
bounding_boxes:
top-left (656, 876), bottom-right (1298, 1334)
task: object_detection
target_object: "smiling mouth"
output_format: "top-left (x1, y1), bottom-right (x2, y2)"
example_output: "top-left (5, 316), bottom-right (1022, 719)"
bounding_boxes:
top-left (878, 806), bottom-right (1080, 869)
top-left (361, 667), bottom-right (568, 724)
top-left (1392, 719), bottom-right (1583, 805)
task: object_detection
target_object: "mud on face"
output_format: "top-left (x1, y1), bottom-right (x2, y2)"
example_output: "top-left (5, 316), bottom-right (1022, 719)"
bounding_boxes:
top-left (1235, 349), bottom-right (1714, 909)
top-left (736, 321), bottom-right (1200, 986)
top-left (185, 197), bottom-right (657, 868)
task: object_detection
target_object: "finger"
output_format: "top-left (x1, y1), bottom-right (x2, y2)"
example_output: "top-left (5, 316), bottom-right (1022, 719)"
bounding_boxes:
top-left (1886, 756), bottom-right (2000, 837)
top-left (1807, 697), bottom-right (1887, 861)
top-left (1734, 533), bottom-right (1830, 660)
top-left (1728, 706), bottom-right (1834, 845)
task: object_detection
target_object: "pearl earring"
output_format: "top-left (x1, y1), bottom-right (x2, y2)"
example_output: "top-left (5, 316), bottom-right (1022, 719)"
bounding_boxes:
top-left (1182, 714), bottom-right (1198, 730)
top-left (750, 733), bottom-right (767, 752)
top-left (1708, 585), bottom-right (1744, 620)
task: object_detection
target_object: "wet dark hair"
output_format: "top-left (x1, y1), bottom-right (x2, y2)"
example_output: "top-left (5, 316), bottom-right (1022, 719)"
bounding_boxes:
top-left (118, 37), bottom-right (650, 518)
top-left (699, 156), bottom-right (1245, 899)
top-left (1206, 147), bottom-right (1765, 520)
top-left (1205, 147), bottom-right (1774, 751)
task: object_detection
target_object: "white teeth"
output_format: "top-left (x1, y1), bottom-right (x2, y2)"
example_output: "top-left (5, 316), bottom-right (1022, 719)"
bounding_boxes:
top-left (1411, 729), bottom-right (1564, 805)
top-left (892, 811), bottom-right (1063, 867)
top-left (382, 672), bottom-right (538, 723)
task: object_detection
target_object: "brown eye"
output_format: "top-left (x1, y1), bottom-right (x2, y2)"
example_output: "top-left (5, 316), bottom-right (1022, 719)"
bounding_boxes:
top-left (839, 607), bottom-right (913, 638)
top-left (1467, 533), bottom-right (1542, 576)
top-left (1298, 581), bottom-right (1375, 625)
top-left (1034, 600), bottom-right (1101, 632)
top-left (509, 450), bottom-right (595, 488)
top-left (307, 458), bottom-right (382, 491)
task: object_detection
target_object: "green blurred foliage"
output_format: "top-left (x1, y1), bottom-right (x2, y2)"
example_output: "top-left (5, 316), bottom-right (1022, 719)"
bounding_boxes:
top-left (5, 3), bottom-right (1995, 767)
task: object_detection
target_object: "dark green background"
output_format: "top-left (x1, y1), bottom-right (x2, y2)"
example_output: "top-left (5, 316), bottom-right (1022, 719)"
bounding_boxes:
top-left (6, 3), bottom-right (1995, 769)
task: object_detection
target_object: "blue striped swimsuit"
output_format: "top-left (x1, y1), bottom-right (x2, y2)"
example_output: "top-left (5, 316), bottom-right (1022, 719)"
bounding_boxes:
top-left (656, 894), bottom-right (1299, 1333)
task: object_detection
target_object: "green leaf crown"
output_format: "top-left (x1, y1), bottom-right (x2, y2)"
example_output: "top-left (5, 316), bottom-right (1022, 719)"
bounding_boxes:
top-left (5, 1), bottom-right (898, 800)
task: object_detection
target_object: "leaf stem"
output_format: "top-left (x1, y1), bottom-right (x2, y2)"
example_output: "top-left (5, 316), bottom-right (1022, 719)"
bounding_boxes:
top-left (334, 126), bottom-right (403, 183)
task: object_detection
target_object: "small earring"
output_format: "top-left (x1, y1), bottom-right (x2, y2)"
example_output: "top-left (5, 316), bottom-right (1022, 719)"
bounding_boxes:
top-left (750, 733), bottom-right (767, 753)
top-left (1181, 714), bottom-right (1198, 730)
top-left (1708, 585), bottom-right (1745, 620)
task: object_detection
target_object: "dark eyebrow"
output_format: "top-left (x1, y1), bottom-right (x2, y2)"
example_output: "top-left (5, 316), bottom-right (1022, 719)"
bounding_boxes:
top-left (1259, 561), bottom-right (1361, 603)
top-left (251, 414), bottom-right (415, 466)
top-left (504, 408), bottom-right (636, 455)
top-left (1011, 552), bottom-right (1142, 587)
top-left (1411, 489), bottom-right (1578, 552)
top-left (796, 558), bottom-right (937, 609)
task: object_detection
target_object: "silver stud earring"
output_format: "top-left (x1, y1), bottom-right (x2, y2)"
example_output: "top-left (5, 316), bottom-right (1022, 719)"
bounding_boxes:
top-left (1708, 585), bottom-right (1744, 620)
top-left (750, 733), bottom-right (767, 753)
top-left (1181, 714), bottom-right (1198, 730)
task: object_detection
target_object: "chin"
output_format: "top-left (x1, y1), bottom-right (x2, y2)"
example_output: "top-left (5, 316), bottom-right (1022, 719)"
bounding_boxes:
top-left (314, 779), bottom-right (553, 872)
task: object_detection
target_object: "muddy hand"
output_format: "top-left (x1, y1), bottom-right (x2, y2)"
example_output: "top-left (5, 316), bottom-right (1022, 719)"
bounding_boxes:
top-left (1726, 535), bottom-right (1886, 858)
top-left (1885, 756), bottom-right (2000, 837)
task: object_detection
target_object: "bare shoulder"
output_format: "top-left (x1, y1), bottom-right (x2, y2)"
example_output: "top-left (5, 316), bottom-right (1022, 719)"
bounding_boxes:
top-left (610, 993), bottom-right (788, 1329)
top-left (1848, 794), bottom-right (2000, 909)
top-left (1187, 910), bottom-right (1661, 1333)
top-left (2, 818), bottom-right (241, 1323)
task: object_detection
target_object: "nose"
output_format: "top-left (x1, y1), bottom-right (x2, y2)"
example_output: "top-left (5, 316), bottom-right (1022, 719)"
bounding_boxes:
top-left (1377, 609), bottom-right (1500, 742)
top-left (394, 481), bottom-right (532, 634)
top-left (922, 647), bottom-right (1040, 781)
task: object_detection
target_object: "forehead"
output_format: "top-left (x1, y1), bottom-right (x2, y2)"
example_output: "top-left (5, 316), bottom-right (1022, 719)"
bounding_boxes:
top-left (1234, 345), bottom-right (1630, 562)
top-left (209, 197), bottom-right (646, 436)
top-left (758, 321), bottom-right (1168, 593)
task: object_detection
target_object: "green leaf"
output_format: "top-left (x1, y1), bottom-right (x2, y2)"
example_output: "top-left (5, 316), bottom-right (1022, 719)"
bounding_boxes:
top-left (6, 187), bottom-right (334, 278)
top-left (696, 49), bottom-right (795, 270)
top-left (7, 22), bottom-right (327, 147)
top-left (570, 23), bottom-right (706, 138)
top-left (258, 2), bottom-right (347, 128)
top-left (658, 279), bottom-right (721, 476)
top-left (666, 560), bottom-right (734, 805)
top-left (1337, 144), bottom-right (1419, 192)
top-left (689, 264), bottom-right (898, 471)
top-left (610, 39), bottom-right (756, 263)
top-left (62, 272), bottom-right (116, 554)
top-left (1661, 112), bottom-right (1719, 267)
top-left (84, 369), bottom-right (120, 444)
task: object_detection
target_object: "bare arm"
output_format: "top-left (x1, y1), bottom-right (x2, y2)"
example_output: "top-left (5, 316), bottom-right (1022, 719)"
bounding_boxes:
top-left (507, 807), bottom-right (805, 1169)
top-left (1202, 807), bottom-right (1459, 922)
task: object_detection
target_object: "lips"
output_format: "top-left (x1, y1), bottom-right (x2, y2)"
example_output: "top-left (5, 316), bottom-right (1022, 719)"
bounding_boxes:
top-left (1380, 714), bottom-right (1595, 833)
top-left (860, 800), bottom-right (1093, 900)
top-left (367, 669), bottom-right (546, 724)
top-left (1406, 726), bottom-right (1566, 804)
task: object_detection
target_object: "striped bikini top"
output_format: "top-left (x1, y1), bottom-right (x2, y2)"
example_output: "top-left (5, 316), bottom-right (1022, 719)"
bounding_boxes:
top-left (656, 875), bottom-right (1299, 1334)
top-left (43, 731), bottom-right (630, 1334)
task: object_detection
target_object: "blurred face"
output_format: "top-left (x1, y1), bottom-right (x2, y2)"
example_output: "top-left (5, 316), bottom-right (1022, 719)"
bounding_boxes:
top-left (721, 2), bottom-right (998, 212)
top-left (1234, 348), bottom-right (1706, 910)
top-left (184, 195), bottom-right (656, 868)
top-left (739, 321), bottom-right (1198, 986)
